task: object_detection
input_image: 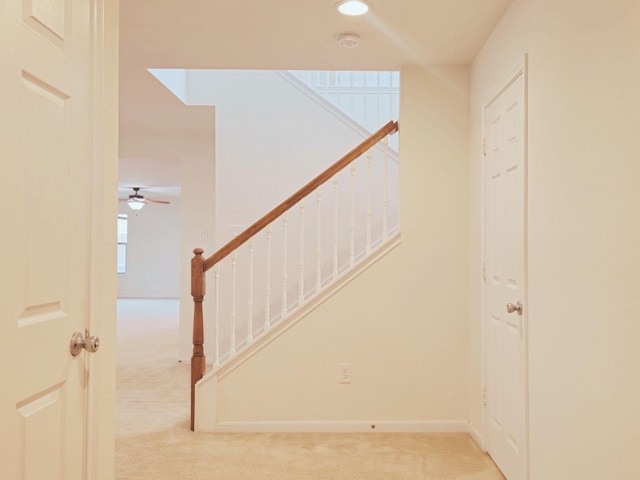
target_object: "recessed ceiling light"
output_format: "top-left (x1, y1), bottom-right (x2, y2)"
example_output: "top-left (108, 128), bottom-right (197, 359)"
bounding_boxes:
top-left (336, 0), bottom-right (370, 16)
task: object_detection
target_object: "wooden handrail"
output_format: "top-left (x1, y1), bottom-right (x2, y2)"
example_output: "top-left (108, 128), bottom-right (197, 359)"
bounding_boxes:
top-left (202, 120), bottom-right (398, 272)
top-left (190, 119), bottom-right (398, 431)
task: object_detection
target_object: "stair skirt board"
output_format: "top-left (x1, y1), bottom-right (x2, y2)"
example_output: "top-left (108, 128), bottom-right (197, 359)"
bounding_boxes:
top-left (194, 419), bottom-right (472, 434)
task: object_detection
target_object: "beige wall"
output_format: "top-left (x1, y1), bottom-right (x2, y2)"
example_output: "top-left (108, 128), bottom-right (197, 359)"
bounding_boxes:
top-left (117, 199), bottom-right (181, 298)
top-left (186, 69), bottom-right (391, 248)
top-left (469, 0), bottom-right (640, 478)
top-left (204, 65), bottom-right (471, 428)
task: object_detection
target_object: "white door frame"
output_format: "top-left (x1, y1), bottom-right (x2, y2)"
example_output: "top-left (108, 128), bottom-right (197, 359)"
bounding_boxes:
top-left (85, 0), bottom-right (119, 478)
top-left (481, 55), bottom-right (530, 479)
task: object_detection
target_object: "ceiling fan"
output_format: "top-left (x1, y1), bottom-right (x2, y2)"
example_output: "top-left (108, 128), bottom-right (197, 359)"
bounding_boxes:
top-left (119, 187), bottom-right (170, 211)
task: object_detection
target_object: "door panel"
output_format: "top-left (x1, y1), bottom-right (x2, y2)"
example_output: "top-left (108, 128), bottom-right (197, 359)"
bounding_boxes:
top-left (1, 0), bottom-right (93, 478)
top-left (484, 69), bottom-right (527, 480)
top-left (23, 0), bottom-right (68, 48)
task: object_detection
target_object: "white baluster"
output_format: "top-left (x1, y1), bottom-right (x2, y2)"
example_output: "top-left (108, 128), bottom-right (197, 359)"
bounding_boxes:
top-left (388, 71), bottom-right (394, 125)
top-left (363, 71), bottom-right (368, 130)
top-left (383, 136), bottom-right (389, 241)
top-left (282, 213), bottom-right (289, 319)
top-left (333, 176), bottom-right (339, 279)
top-left (214, 264), bottom-right (220, 367)
top-left (337, 70), bottom-right (342, 113)
top-left (377, 71), bottom-right (382, 127)
top-left (298, 201), bottom-right (305, 307)
top-left (315, 190), bottom-right (322, 293)
top-left (366, 150), bottom-right (373, 253)
top-left (349, 70), bottom-right (354, 115)
top-left (247, 239), bottom-right (254, 343)
top-left (265, 225), bottom-right (272, 330)
top-left (230, 251), bottom-right (237, 355)
top-left (350, 162), bottom-right (356, 267)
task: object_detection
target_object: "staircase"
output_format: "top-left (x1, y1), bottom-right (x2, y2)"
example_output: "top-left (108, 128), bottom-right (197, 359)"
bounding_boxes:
top-left (189, 121), bottom-right (400, 431)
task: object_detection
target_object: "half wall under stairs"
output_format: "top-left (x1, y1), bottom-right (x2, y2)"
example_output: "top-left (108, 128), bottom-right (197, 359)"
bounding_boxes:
top-left (190, 121), bottom-right (401, 431)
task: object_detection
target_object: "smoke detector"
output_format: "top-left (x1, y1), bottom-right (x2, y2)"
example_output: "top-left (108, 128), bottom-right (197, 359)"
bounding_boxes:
top-left (336, 32), bottom-right (360, 48)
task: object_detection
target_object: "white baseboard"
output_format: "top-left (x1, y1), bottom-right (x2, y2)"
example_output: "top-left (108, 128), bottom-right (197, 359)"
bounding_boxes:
top-left (206, 419), bottom-right (470, 433)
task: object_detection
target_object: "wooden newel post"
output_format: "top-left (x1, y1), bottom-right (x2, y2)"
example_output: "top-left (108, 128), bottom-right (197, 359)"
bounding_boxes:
top-left (190, 248), bottom-right (206, 431)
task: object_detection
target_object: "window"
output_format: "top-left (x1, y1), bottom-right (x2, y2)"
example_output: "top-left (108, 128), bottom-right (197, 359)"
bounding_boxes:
top-left (117, 214), bottom-right (128, 274)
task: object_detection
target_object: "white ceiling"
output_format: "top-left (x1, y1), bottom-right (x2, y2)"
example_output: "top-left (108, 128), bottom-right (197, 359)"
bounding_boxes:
top-left (119, 0), bottom-right (513, 192)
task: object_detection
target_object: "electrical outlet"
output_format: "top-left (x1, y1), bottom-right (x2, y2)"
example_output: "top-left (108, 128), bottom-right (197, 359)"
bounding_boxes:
top-left (339, 363), bottom-right (352, 383)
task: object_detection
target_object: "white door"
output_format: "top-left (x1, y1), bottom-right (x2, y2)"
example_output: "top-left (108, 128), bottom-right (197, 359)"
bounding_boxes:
top-left (483, 67), bottom-right (528, 480)
top-left (0, 0), bottom-right (102, 478)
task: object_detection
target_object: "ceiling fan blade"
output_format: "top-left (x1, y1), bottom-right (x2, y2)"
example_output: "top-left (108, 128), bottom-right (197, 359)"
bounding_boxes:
top-left (118, 187), bottom-right (171, 206)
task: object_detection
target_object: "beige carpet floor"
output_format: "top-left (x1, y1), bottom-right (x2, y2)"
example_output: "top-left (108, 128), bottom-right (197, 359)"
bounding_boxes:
top-left (115, 299), bottom-right (505, 480)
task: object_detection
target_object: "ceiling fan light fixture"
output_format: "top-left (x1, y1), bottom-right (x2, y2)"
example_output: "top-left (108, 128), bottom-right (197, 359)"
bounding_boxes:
top-left (128, 199), bottom-right (145, 210)
top-left (119, 186), bottom-right (171, 209)
top-left (336, 0), bottom-right (370, 16)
